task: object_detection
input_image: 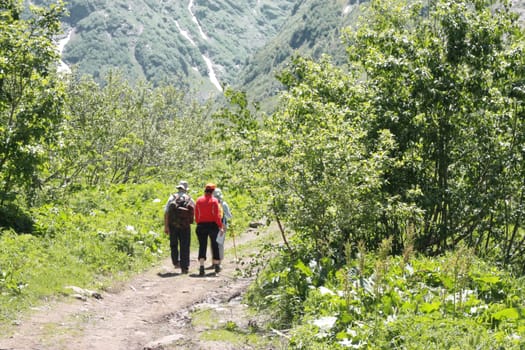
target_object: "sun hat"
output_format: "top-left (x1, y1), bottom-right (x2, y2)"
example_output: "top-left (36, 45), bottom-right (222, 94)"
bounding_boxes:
top-left (205, 183), bottom-right (216, 191)
top-left (213, 188), bottom-right (223, 199)
top-left (176, 180), bottom-right (189, 191)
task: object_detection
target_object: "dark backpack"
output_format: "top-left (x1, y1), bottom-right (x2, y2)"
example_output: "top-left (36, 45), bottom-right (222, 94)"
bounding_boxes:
top-left (167, 193), bottom-right (194, 228)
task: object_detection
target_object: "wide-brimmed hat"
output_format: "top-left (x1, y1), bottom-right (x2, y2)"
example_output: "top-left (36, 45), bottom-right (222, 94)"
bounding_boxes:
top-left (176, 180), bottom-right (189, 191)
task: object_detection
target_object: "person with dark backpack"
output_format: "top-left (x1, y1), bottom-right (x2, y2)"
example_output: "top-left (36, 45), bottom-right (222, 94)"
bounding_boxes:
top-left (164, 180), bottom-right (195, 274)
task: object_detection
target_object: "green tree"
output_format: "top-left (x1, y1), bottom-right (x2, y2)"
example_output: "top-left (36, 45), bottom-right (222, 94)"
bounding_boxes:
top-left (344, 0), bottom-right (525, 264)
top-left (217, 0), bottom-right (525, 269)
top-left (215, 57), bottom-right (418, 266)
top-left (266, 56), bottom-right (412, 261)
top-left (0, 0), bottom-right (66, 205)
top-left (43, 71), bottom-right (212, 193)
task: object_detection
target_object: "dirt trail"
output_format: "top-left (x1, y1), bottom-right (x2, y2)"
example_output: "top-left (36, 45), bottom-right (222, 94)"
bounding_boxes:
top-left (0, 228), bottom-right (269, 350)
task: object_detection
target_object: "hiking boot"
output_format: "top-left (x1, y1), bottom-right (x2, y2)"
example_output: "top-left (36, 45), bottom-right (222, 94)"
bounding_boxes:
top-left (205, 265), bottom-right (214, 270)
top-left (181, 268), bottom-right (189, 274)
top-left (214, 264), bottom-right (221, 273)
top-left (173, 262), bottom-right (180, 269)
top-left (199, 266), bottom-right (205, 276)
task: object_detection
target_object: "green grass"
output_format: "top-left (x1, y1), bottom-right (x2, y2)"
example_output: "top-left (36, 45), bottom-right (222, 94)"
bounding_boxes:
top-left (200, 328), bottom-right (281, 349)
top-left (191, 308), bottom-right (220, 329)
top-left (0, 182), bottom-right (170, 330)
top-left (192, 303), bottom-right (284, 349)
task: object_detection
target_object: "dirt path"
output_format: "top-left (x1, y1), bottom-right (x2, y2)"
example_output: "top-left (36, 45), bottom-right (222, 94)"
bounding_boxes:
top-left (0, 228), bottom-right (274, 350)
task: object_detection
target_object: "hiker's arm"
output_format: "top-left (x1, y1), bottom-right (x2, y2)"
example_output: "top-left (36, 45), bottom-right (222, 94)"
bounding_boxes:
top-left (223, 202), bottom-right (232, 219)
top-left (214, 201), bottom-right (223, 229)
top-left (164, 213), bottom-right (169, 234)
top-left (189, 204), bottom-right (195, 224)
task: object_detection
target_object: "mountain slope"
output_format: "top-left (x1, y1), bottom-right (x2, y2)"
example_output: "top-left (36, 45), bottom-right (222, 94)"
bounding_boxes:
top-left (236, 0), bottom-right (525, 108)
top-left (236, 0), bottom-right (364, 108)
top-left (47, 0), bottom-right (296, 98)
top-left (34, 0), bottom-right (525, 104)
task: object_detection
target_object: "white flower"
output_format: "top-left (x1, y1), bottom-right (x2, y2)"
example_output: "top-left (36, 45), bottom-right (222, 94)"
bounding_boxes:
top-left (347, 328), bottom-right (357, 337)
top-left (338, 338), bottom-right (367, 349)
top-left (385, 314), bottom-right (397, 324)
top-left (509, 333), bottom-right (521, 341)
top-left (309, 259), bottom-right (317, 269)
top-left (338, 338), bottom-right (353, 346)
top-left (153, 198), bottom-right (161, 203)
top-left (470, 304), bottom-right (488, 314)
top-left (125, 225), bottom-right (136, 233)
top-left (445, 289), bottom-right (475, 303)
top-left (312, 316), bottom-right (337, 331)
top-left (319, 286), bottom-right (335, 296)
top-left (315, 332), bottom-right (328, 339)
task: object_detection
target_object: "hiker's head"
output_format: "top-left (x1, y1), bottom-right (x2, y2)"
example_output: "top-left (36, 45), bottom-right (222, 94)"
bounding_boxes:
top-left (176, 180), bottom-right (189, 192)
top-left (204, 183), bottom-right (216, 194)
top-left (213, 188), bottom-right (223, 200)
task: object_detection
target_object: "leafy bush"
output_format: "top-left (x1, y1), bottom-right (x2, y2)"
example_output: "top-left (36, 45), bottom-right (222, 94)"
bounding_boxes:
top-left (247, 245), bottom-right (525, 349)
top-left (0, 204), bottom-right (33, 233)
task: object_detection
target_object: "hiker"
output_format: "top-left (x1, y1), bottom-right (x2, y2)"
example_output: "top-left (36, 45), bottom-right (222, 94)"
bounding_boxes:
top-left (164, 180), bottom-right (195, 274)
top-left (214, 188), bottom-right (232, 262)
top-left (195, 183), bottom-right (223, 276)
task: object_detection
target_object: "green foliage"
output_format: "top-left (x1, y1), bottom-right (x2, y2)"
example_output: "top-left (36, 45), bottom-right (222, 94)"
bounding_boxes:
top-left (0, 0), bottom-right (67, 206)
top-left (249, 247), bottom-right (525, 349)
top-left (39, 71), bottom-right (212, 199)
top-left (217, 57), bottom-right (421, 266)
top-left (0, 203), bottom-right (33, 233)
top-left (343, 0), bottom-right (525, 264)
top-left (227, 0), bottom-right (525, 347)
top-left (0, 182), bottom-right (168, 323)
top-left (245, 248), bottom-right (314, 329)
top-left (219, 0), bottom-right (525, 269)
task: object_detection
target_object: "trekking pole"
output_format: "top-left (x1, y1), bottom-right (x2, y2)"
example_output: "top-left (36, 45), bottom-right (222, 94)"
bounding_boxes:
top-left (231, 225), bottom-right (239, 266)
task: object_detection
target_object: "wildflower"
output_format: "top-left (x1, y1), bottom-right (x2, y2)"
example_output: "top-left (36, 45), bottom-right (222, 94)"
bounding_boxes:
top-left (319, 286), bottom-right (335, 296)
top-left (309, 259), bottom-right (317, 270)
top-left (312, 316), bottom-right (337, 331)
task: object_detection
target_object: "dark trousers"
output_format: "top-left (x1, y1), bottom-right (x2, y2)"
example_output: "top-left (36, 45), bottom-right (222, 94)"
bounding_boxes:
top-left (196, 222), bottom-right (220, 261)
top-left (168, 225), bottom-right (191, 269)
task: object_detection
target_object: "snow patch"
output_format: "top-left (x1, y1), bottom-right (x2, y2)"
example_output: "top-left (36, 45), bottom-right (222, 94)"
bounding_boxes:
top-left (188, 0), bottom-right (208, 40)
top-left (187, 0), bottom-right (221, 90)
top-left (175, 20), bottom-right (196, 46)
top-left (202, 54), bottom-right (222, 92)
top-left (56, 29), bottom-right (74, 73)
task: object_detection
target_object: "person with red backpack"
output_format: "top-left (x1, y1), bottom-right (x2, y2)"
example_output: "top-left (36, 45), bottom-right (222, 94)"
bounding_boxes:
top-left (195, 183), bottom-right (223, 276)
top-left (164, 180), bottom-right (195, 274)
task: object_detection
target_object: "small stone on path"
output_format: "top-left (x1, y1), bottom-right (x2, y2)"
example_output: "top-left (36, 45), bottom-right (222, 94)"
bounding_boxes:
top-left (143, 333), bottom-right (185, 349)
